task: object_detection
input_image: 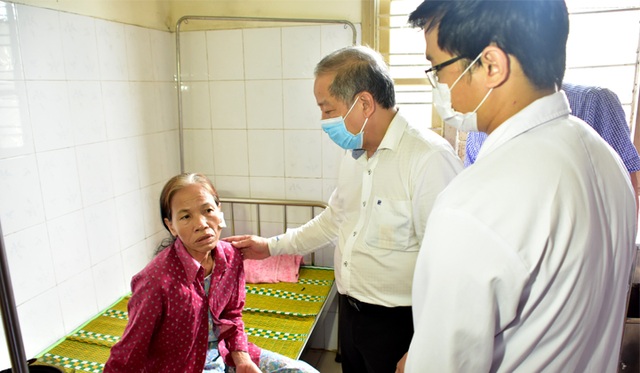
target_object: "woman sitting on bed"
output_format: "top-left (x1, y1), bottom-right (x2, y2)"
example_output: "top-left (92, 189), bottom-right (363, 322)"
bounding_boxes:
top-left (104, 173), bottom-right (318, 373)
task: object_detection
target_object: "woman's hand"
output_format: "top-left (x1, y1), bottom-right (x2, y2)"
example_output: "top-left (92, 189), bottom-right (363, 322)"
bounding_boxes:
top-left (231, 351), bottom-right (261, 373)
top-left (235, 361), bottom-right (261, 373)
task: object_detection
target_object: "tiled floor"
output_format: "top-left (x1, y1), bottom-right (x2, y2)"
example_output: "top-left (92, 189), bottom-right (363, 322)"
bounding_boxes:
top-left (301, 348), bottom-right (342, 373)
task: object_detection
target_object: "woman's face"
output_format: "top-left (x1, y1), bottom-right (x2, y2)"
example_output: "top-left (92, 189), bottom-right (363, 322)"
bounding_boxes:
top-left (164, 183), bottom-right (223, 260)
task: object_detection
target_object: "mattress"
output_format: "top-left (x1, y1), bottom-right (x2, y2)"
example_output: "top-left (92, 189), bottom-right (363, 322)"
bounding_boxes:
top-left (36, 266), bottom-right (335, 372)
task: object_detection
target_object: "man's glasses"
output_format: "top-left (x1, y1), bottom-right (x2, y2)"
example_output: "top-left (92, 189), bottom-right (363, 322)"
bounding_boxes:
top-left (425, 56), bottom-right (465, 88)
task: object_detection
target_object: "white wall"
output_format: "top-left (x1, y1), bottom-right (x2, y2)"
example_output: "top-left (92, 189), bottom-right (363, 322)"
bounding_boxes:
top-left (0, 1), bottom-right (178, 367)
top-left (0, 2), bottom-right (357, 364)
top-left (179, 24), bottom-right (357, 199)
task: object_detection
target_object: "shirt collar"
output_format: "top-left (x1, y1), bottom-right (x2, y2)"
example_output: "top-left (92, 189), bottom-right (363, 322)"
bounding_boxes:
top-left (174, 238), bottom-right (230, 283)
top-left (351, 111), bottom-right (407, 159)
top-left (476, 91), bottom-right (571, 162)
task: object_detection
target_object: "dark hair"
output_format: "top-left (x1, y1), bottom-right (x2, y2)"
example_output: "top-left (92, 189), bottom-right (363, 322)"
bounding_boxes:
top-left (156, 173), bottom-right (220, 252)
top-left (408, 0), bottom-right (568, 90)
top-left (314, 45), bottom-right (396, 109)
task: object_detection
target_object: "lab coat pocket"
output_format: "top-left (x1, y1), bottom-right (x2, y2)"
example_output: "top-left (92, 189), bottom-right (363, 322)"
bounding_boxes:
top-left (365, 197), bottom-right (417, 251)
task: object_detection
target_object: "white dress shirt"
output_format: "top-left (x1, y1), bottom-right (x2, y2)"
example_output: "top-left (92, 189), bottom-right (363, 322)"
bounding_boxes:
top-left (406, 92), bottom-right (637, 372)
top-left (269, 112), bottom-right (462, 307)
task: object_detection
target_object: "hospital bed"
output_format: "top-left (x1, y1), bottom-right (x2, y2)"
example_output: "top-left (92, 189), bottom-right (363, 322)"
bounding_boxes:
top-left (34, 198), bottom-right (336, 372)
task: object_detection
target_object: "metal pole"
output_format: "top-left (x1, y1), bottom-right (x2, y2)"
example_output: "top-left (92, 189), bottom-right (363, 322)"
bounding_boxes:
top-left (0, 220), bottom-right (28, 373)
top-left (175, 19), bottom-right (185, 174)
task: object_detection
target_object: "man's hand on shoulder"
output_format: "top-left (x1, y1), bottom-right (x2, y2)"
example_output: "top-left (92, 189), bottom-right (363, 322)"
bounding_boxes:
top-left (222, 235), bottom-right (271, 260)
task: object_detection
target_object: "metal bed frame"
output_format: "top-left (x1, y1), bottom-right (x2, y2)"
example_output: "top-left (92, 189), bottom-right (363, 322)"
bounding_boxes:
top-left (220, 197), bottom-right (329, 266)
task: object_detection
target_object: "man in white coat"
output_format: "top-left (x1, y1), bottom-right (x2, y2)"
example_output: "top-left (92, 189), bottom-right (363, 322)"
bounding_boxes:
top-left (226, 46), bottom-right (462, 373)
top-left (401, 1), bottom-right (637, 372)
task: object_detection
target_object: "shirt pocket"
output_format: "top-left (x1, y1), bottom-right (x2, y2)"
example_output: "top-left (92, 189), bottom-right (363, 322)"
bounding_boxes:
top-left (364, 197), bottom-right (418, 251)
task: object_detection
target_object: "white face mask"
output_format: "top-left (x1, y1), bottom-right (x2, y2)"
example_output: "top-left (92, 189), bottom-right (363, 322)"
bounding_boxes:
top-left (432, 53), bottom-right (493, 132)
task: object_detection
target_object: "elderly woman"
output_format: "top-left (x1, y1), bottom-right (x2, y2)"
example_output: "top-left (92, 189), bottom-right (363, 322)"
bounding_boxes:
top-left (104, 173), bottom-right (318, 373)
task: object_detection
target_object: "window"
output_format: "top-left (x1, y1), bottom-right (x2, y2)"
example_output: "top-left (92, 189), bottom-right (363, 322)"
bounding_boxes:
top-left (378, 0), bottom-right (640, 140)
top-left (564, 3), bottom-right (640, 123)
top-left (379, 1), bottom-right (433, 134)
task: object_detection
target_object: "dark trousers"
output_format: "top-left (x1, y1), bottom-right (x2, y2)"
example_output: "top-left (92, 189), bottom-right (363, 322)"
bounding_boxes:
top-left (338, 294), bottom-right (413, 373)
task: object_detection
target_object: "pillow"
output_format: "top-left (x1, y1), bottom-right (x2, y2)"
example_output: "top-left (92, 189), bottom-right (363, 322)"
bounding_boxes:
top-left (243, 255), bottom-right (303, 283)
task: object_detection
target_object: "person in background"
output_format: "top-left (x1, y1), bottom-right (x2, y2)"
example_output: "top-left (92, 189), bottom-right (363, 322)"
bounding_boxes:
top-left (401, 0), bottom-right (637, 372)
top-left (103, 173), bottom-right (318, 373)
top-left (224, 45), bottom-right (463, 373)
top-left (466, 82), bottom-right (640, 208)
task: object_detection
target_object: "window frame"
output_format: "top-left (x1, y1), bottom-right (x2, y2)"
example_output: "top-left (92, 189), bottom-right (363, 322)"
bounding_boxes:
top-left (377, 0), bottom-right (640, 154)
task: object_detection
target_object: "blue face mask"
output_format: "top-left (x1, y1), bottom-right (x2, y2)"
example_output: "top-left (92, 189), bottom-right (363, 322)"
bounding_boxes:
top-left (321, 96), bottom-right (369, 150)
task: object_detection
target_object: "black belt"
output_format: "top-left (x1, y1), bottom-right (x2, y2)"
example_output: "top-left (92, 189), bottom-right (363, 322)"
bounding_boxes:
top-left (341, 294), bottom-right (411, 315)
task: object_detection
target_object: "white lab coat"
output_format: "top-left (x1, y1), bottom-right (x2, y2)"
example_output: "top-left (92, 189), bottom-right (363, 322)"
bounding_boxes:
top-left (406, 92), bottom-right (636, 372)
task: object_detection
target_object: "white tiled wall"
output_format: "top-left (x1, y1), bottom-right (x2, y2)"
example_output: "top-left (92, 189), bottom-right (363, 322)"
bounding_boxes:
top-left (0, 2), bottom-right (358, 364)
top-left (0, 2), bottom-right (177, 367)
top-left (179, 23), bottom-right (358, 256)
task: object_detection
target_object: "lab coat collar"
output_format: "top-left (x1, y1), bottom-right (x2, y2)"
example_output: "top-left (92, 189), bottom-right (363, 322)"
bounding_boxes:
top-left (476, 91), bottom-right (571, 162)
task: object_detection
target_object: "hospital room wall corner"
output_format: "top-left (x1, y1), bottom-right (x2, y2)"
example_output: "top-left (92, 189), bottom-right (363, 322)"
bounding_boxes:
top-left (0, 2), bottom-right (356, 366)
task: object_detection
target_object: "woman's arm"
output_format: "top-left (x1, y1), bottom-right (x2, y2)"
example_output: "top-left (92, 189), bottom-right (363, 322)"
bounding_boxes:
top-left (103, 275), bottom-right (163, 372)
top-left (230, 351), bottom-right (261, 373)
top-left (216, 244), bottom-right (261, 367)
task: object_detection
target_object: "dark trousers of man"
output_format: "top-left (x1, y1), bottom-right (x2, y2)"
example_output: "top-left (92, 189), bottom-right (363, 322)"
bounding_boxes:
top-left (338, 293), bottom-right (413, 373)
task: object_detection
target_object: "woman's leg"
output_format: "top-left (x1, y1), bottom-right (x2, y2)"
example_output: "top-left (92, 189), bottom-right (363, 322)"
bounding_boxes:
top-left (257, 349), bottom-right (319, 373)
top-left (202, 346), bottom-right (226, 373)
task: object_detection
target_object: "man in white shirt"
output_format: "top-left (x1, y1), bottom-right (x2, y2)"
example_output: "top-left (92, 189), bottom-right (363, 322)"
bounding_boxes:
top-left (224, 45), bottom-right (462, 373)
top-left (401, 1), bottom-right (637, 372)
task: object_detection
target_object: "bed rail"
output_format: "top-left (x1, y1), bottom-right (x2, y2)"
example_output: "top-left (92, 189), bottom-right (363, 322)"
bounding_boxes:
top-left (219, 197), bottom-right (329, 265)
top-left (220, 197), bottom-right (328, 236)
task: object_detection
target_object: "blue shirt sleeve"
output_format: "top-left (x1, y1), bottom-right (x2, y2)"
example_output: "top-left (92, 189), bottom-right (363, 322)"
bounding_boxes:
top-left (465, 84), bottom-right (640, 173)
top-left (564, 83), bottom-right (640, 173)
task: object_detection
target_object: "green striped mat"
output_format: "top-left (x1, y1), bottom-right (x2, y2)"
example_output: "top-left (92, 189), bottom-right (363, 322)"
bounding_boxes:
top-left (37, 266), bottom-right (335, 372)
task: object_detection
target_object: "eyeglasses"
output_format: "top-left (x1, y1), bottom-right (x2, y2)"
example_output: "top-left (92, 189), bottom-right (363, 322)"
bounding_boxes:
top-left (425, 55), bottom-right (465, 88)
